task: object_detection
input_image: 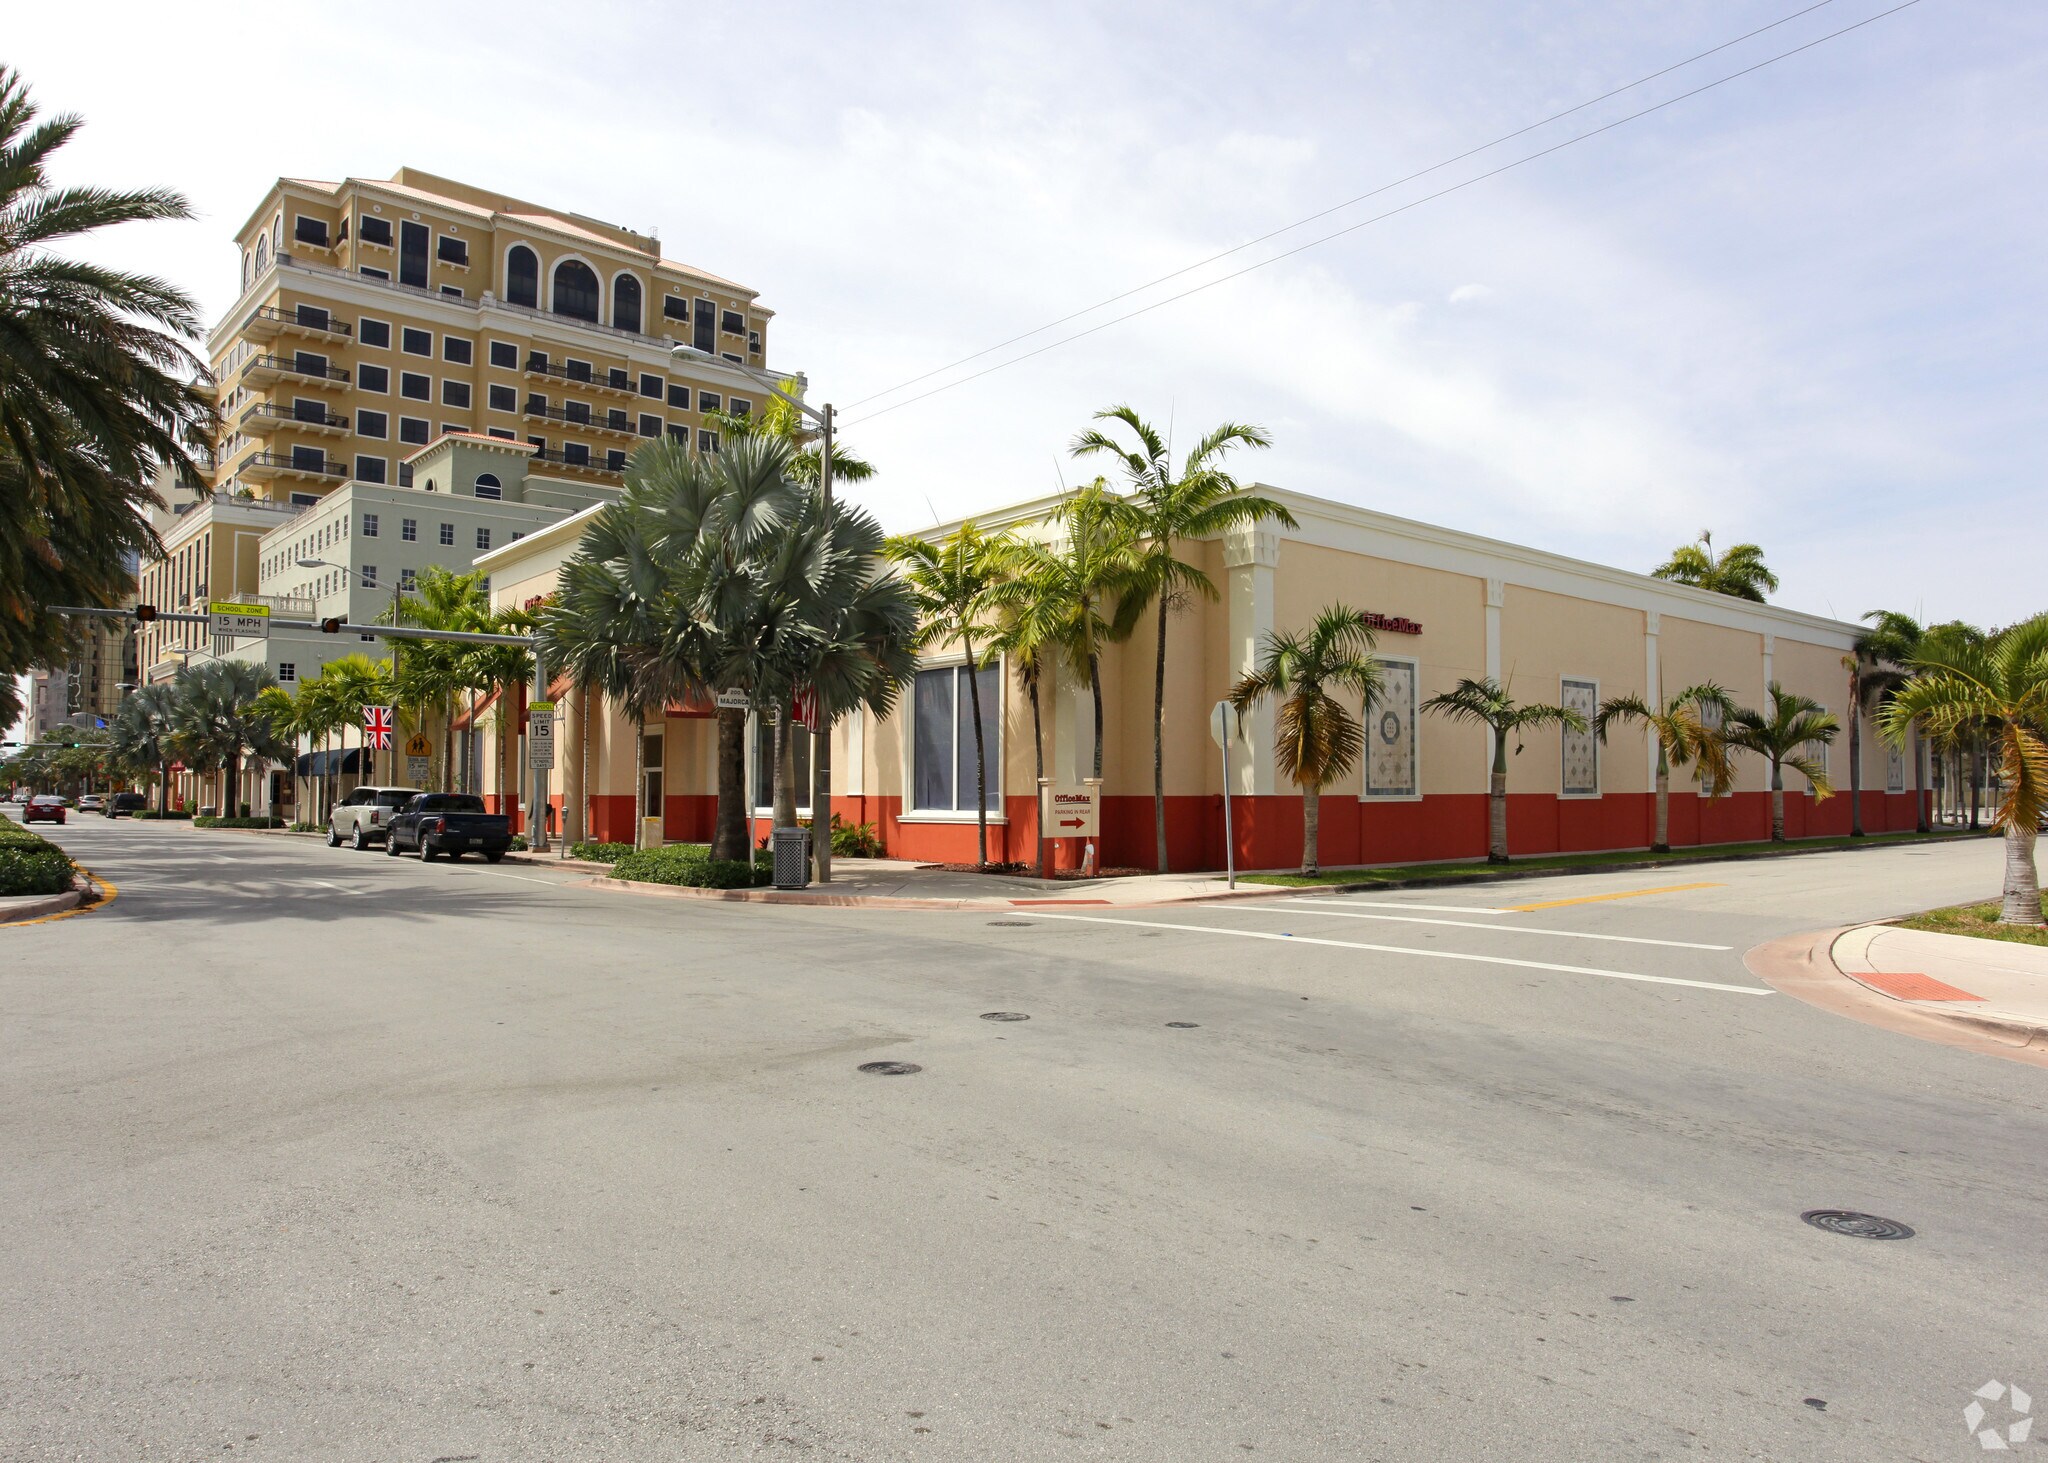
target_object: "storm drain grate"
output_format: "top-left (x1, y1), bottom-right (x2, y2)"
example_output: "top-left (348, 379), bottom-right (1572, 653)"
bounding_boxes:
top-left (1165, 1021), bottom-right (1201, 1029)
top-left (987, 920), bottom-right (1033, 927)
top-left (1801, 1209), bottom-right (1914, 1240)
top-left (858, 1062), bottom-right (922, 1077)
top-left (980, 1012), bottom-right (1030, 1022)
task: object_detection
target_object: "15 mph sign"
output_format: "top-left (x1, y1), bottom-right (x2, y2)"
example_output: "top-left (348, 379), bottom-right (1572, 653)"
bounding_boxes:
top-left (1042, 784), bottom-right (1098, 838)
top-left (527, 702), bottom-right (556, 769)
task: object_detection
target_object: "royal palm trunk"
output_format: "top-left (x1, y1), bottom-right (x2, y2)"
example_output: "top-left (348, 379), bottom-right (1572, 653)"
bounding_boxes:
top-left (772, 710), bottom-right (800, 831)
top-left (1301, 784), bottom-right (1321, 875)
top-left (1652, 745), bottom-right (1671, 853)
top-left (2001, 826), bottom-right (2043, 926)
top-left (1848, 686), bottom-right (1864, 837)
top-left (1153, 607), bottom-right (1169, 874)
top-left (1770, 761), bottom-right (1787, 841)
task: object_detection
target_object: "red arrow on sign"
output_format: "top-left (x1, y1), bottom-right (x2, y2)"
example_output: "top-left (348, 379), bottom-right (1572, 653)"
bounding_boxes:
top-left (1059, 818), bottom-right (1086, 828)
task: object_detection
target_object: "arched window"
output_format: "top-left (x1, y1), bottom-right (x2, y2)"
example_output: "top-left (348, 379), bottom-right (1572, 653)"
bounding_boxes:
top-left (552, 259), bottom-right (600, 322)
top-left (506, 245), bottom-right (539, 307)
top-left (473, 473), bottom-right (502, 500)
top-left (253, 235), bottom-right (268, 277)
top-left (241, 252), bottom-right (251, 291)
top-left (612, 274), bottom-right (642, 333)
top-left (272, 214), bottom-right (283, 251)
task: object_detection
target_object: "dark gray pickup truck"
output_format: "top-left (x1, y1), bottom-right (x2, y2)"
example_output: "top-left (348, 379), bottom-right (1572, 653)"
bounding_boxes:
top-left (385, 793), bottom-right (513, 862)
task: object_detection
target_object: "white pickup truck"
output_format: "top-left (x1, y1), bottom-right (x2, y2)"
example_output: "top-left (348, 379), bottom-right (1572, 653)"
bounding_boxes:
top-left (327, 785), bottom-right (418, 850)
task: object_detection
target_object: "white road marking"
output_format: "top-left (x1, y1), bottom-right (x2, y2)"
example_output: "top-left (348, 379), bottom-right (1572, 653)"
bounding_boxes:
top-left (462, 869), bottom-right (573, 888)
top-left (1012, 912), bottom-right (1775, 995)
top-left (1250, 905), bottom-right (1730, 950)
top-left (1309, 899), bottom-right (1519, 915)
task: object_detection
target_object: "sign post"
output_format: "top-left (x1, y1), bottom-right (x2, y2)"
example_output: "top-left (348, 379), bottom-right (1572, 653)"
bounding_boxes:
top-left (1210, 700), bottom-right (1243, 889)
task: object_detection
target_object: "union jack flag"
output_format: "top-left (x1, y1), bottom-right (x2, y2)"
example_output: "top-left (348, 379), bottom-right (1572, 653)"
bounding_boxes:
top-left (364, 705), bottom-right (394, 749)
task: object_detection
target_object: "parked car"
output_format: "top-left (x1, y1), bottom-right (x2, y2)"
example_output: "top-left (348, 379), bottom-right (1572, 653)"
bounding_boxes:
top-left (386, 793), bottom-right (512, 863)
top-left (327, 786), bottom-right (419, 850)
top-left (22, 795), bottom-right (67, 825)
top-left (76, 794), bottom-right (105, 814)
top-left (105, 792), bottom-right (148, 818)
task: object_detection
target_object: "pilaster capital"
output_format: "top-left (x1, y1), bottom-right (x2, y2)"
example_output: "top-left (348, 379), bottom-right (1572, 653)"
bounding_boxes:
top-left (1485, 577), bottom-right (1506, 609)
top-left (1222, 526), bottom-right (1282, 570)
top-left (1646, 610), bottom-right (1661, 636)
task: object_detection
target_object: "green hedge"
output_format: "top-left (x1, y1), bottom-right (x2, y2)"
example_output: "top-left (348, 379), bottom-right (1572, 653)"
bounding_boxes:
top-left (568, 840), bottom-right (634, 864)
top-left (194, 815), bottom-right (286, 829)
top-left (132, 809), bottom-right (193, 820)
top-left (610, 843), bottom-right (774, 889)
top-left (0, 814), bottom-right (76, 897)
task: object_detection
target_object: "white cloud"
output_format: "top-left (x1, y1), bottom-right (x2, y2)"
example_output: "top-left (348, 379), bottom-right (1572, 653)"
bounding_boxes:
top-left (1447, 283), bottom-right (1492, 305)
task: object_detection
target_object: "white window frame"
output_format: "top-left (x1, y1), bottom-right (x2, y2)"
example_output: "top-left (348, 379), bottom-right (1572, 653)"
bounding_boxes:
top-left (1560, 675), bottom-right (1600, 799)
top-left (1360, 653), bottom-right (1422, 802)
top-left (748, 711), bottom-right (814, 818)
top-left (898, 655), bottom-right (1006, 824)
top-left (358, 316), bottom-right (392, 350)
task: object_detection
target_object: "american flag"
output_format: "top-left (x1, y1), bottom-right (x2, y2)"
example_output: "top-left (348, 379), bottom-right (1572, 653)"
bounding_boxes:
top-left (363, 705), bottom-right (394, 749)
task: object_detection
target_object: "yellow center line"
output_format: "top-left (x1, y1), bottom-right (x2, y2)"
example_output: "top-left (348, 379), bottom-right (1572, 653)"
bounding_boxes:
top-left (1502, 881), bottom-right (1723, 912)
top-left (1, 864), bottom-right (119, 928)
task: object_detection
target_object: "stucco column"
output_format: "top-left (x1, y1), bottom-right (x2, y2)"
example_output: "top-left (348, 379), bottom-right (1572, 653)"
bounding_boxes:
top-left (1485, 578), bottom-right (1504, 684)
top-left (1762, 633), bottom-right (1774, 694)
top-left (1224, 525), bottom-right (1281, 795)
top-left (1645, 610), bottom-right (1661, 795)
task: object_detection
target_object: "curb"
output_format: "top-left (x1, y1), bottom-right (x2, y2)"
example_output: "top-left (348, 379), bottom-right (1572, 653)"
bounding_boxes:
top-left (0, 886), bottom-right (85, 924)
top-left (1831, 924), bottom-right (2048, 1051)
top-left (1745, 926), bottom-right (2048, 1070)
top-left (1237, 831), bottom-right (1993, 898)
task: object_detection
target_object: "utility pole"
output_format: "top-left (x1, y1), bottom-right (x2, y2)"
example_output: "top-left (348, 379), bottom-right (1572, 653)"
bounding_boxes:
top-left (811, 403), bottom-right (835, 883)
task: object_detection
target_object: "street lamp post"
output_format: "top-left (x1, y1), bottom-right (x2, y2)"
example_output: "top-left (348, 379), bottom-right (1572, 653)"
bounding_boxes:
top-left (672, 345), bottom-right (837, 882)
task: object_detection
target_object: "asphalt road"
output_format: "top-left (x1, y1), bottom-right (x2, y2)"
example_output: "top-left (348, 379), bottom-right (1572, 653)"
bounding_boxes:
top-left (3, 820), bottom-right (2043, 1462)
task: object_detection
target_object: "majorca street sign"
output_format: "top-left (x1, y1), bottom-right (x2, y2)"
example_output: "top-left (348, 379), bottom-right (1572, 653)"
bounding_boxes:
top-left (715, 688), bottom-right (750, 711)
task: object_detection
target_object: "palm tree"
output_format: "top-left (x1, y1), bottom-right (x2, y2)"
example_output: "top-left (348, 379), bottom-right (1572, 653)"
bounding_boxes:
top-left (0, 70), bottom-right (215, 694)
top-left (543, 487), bottom-right (701, 850)
top-left (1841, 629), bottom-right (1912, 838)
top-left (1422, 677), bottom-right (1587, 864)
top-left (109, 681), bottom-right (178, 813)
top-left (174, 661), bottom-right (290, 816)
top-left (1860, 610), bottom-right (1928, 831)
top-left (988, 594), bottom-right (1057, 877)
top-left (1593, 683), bottom-right (1737, 853)
top-left (1883, 614), bottom-right (2048, 925)
top-left (987, 480), bottom-right (1145, 783)
top-left (1072, 406), bottom-right (1291, 872)
top-left (390, 566), bottom-right (489, 792)
top-left (1921, 620), bottom-right (1989, 828)
top-left (247, 684), bottom-right (303, 818)
top-left (1725, 683), bottom-right (1838, 841)
top-left (461, 617), bottom-right (535, 832)
top-left (883, 522), bottom-right (1008, 866)
top-left (1651, 531), bottom-right (1779, 602)
top-left (706, 377), bottom-right (875, 488)
top-left (1228, 606), bottom-right (1384, 876)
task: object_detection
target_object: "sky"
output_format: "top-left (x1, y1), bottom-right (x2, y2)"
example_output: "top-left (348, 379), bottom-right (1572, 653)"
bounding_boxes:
top-left (7, 0), bottom-right (2045, 737)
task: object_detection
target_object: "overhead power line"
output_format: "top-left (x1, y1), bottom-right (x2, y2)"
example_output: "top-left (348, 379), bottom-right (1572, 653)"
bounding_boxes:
top-left (845, 0), bottom-right (1926, 427)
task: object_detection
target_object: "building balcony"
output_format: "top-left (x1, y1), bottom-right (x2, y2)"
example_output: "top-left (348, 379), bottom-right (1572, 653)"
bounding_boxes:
top-left (524, 355), bottom-right (637, 397)
top-left (241, 354), bottom-right (350, 390)
top-left (244, 305), bottom-right (353, 344)
top-left (240, 451), bottom-right (350, 484)
top-left (240, 402), bottom-right (350, 437)
top-left (522, 399), bottom-right (638, 437)
top-left (531, 449), bottom-right (624, 479)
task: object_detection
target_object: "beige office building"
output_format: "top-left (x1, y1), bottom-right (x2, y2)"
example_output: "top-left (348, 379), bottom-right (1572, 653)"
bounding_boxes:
top-left (208, 168), bottom-right (776, 508)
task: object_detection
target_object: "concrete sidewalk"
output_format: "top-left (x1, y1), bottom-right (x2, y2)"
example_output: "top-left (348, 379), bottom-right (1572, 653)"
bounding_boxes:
top-left (1832, 924), bottom-right (2048, 1047)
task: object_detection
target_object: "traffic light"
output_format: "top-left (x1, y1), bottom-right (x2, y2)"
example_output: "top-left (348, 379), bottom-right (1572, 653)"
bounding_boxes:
top-left (320, 617), bottom-right (343, 634)
top-left (132, 604), bottom-right (158, 622)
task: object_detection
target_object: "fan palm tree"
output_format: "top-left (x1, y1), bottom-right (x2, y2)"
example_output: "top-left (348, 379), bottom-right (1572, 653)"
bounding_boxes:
top-left (109, 681), bottom-right (178, 813)
top-left (1725, 683), bottom-right (1838, 841)
top-left (1860, 610), bottom-right (1928, 831)
top-left (1651, 531), bottom-right (1779, 602)
top-left (1072, 405), bottom-right (1291, 872)
top-left (883, 522), bottom-right (1008, 866)
top-left (175, 661), bottom-right (291, 816)
top-left (1228, 606), bottom-right (1384, 876)
top-left (389, 566), bottom-right (489, 792)
top-left (0, 70), bottom-right (215, 691)
top-left (1422, 677), bottom-right (1587, 864)
top-left (1882, 613), bottom-right (2048, 925)
top-left (1593, 683), bottom-right (1737, 853)
top-left (246, 683), bottom-right (303, 816)
top-left (987, 480), bottom-right (1145, 784)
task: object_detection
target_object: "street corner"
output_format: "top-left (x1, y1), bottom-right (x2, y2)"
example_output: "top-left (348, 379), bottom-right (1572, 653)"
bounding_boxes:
top-left (1745, 924), bottom-right (2048, 1069)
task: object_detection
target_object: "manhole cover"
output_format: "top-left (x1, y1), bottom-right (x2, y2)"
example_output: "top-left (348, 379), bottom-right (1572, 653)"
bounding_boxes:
top-left (1800, 1209), bottom-right (1914, 1240)
top-left (1165, 1021), bottom-right (1201, 1029)
top-left (858, 1061), bottom-right (922, 1076)
top-left (980, 1012), bottom-right (1030, 1022)
top-left (987, 920), bottom-right (1032, 927)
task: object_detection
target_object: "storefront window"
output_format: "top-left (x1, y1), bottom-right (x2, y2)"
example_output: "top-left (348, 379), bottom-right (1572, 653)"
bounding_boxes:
top-left (911, 664), bottom-right (999, 812)
top-left (641, 729), bottom-right (663, 822)
top-left (753, 718), bottom-right (810, 812)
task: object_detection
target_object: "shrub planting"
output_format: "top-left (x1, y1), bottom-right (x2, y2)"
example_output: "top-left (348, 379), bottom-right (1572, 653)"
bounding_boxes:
top-left (0, 814), bottom-right (77, 897)
top-left (610, 843), bottom-right (773, 888)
